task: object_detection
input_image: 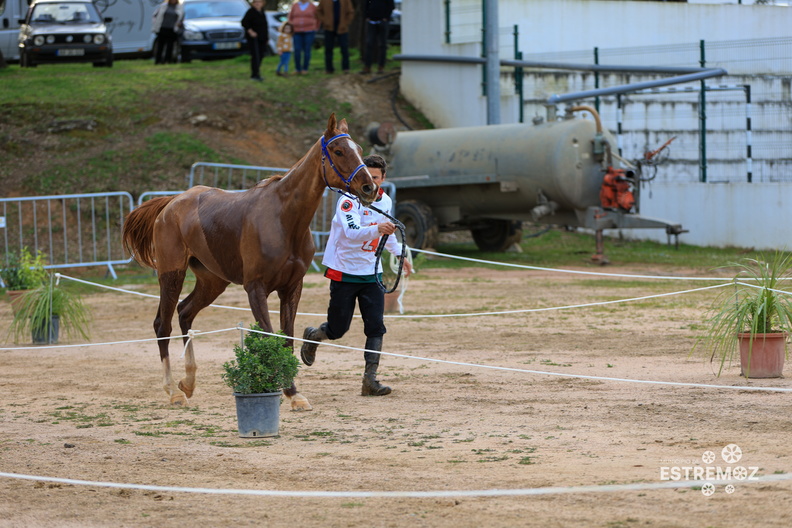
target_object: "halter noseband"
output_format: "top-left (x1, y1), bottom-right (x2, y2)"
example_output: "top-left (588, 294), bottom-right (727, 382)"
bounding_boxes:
top-left (321, 133), bottom-right (367, 193)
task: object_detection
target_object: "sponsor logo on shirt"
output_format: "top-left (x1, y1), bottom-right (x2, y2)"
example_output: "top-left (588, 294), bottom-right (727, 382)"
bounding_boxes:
top-left (345, 213), bottom-right (359, 229)
top-left (341, 199), bottom-right (354, 212)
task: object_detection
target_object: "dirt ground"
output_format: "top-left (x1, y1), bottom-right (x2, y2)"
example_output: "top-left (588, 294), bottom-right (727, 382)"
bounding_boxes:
top-left (1, 260), bottom-right (791, 528)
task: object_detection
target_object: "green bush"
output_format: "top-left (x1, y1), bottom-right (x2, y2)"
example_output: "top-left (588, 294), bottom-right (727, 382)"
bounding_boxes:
top-left (222, 324), bottom-right (300, 394)
top-left (1, 247), bottom-right (48, 290)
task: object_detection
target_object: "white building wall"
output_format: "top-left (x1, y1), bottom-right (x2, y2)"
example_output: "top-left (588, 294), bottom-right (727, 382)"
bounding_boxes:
top-left (624, 181), bottom-right (792, 250)
top-left (400, 0), bottom-right (792, 129)
top-left (398, 0), bottom-right (792, 249)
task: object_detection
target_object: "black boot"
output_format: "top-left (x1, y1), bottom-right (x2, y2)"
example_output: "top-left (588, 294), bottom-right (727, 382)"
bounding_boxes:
top-left (361, 337), bottom-right (391, 396)
top-left (300, 324), bottom-right (327, 366)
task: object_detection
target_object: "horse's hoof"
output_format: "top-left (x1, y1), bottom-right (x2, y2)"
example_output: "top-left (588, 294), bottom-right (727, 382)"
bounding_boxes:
top-left (178, 380), bottom-right (194, 399)
top-left (290, 394), bottom-right (313, 411)
top-left (170, 393), bottom-right (188, 406)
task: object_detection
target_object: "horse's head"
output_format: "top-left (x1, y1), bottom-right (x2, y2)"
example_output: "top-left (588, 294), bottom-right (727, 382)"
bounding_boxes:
top-left (321, 113), bottom-right (378, 206)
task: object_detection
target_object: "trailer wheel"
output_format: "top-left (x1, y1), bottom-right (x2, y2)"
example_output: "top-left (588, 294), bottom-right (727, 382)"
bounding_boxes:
top-left (395, 200), bottom-right (438, 249)
top-left (471, 220), bottom-right (523, 252)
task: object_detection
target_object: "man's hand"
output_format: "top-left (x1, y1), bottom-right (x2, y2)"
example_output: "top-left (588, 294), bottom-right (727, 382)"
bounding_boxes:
top-left (401, 257), bottom-right (413, 278)
top-left (377, 222), bottom-right (397, 236)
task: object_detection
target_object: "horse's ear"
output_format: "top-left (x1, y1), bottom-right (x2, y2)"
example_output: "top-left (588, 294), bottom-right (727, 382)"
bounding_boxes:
top-left (326, 113), bottom-right (337, 135)
top-left (337, 118), bottom-right (349, 133)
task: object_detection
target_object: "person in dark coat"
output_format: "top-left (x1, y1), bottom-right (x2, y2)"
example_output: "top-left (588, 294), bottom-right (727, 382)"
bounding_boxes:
top-left (361, 0), bottom-right (394, 74)
top-left (152, 0), bottom-right (184, 64)
top-left (241, 0), bottom-right (269, 81)
top-left (317, 0), bottom-right (355, 74)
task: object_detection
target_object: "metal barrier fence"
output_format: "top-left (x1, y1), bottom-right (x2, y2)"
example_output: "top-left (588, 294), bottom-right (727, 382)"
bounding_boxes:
top-left (0, 192), bottom-right (135, 282)
top-left (187, 162), bottom-right (288, 189)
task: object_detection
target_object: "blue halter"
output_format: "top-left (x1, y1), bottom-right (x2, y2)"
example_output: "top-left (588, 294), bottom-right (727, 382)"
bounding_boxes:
top-left (320, 133), bottom-right (367, 194)
top-left (321, 133), bottom-right (406, 293)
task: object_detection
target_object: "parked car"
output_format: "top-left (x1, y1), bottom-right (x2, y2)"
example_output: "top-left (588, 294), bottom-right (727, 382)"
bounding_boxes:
top-left (179, 0), bottom-right (249, 62)
top-left (17, 0), bottom-right (113, 68)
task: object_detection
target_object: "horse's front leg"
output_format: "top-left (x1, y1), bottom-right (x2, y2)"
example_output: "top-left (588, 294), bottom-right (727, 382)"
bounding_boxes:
top-left (278, 282), bottom-right (312, 411)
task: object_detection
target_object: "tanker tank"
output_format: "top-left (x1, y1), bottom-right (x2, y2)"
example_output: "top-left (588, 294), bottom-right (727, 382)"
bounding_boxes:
top-left (372, 107), bottom-right (684, 257)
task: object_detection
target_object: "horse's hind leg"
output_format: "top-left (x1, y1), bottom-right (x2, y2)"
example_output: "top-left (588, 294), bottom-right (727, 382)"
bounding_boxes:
top-left (155, 269), bottom-right (189, 405)
top-left (176, 265), bottom-right (229, 399)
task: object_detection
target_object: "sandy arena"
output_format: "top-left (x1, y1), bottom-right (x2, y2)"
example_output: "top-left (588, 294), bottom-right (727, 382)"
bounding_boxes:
top-left (1, 260), bottom-right (791, 527)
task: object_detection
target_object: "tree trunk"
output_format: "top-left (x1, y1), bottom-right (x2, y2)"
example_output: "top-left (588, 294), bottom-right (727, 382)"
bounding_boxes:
top-left (0, 49), bottom-right (7, 69)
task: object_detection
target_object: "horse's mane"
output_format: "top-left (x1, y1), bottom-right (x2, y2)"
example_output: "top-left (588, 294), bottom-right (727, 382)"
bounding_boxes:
top-left (255, 138), bottom-right (322, 189)
top-left (255, 173), bottom-right (285, 188)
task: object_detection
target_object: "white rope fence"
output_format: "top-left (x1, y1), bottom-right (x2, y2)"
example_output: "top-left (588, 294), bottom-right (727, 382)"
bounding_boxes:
top-left (410, 248), bottom-right (740, 281)
top-left (3, 319), bottom-right (791, 393)
top-left (1, 470), bottom-right (790, 498)
top-left (54, 273), bottom-right (737, 320)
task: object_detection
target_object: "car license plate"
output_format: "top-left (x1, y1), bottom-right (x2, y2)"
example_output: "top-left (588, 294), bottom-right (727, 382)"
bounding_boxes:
top-left (213, 42), bottom-right (240, 50)
top-left (57, 48), bottom-right (85, 56)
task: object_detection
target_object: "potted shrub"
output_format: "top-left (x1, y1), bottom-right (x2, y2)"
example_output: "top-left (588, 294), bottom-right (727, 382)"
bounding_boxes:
top-left (222, 324), bottom-right (300, 437)
top-left (696, 251), bottom-right (792, 378)
top-left (8, 275), bottom-right (91, 345)
top-left (1, 248), bottom-right (48, 313)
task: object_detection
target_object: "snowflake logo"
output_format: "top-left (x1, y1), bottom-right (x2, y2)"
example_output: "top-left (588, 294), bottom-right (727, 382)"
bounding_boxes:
top-left (702, 451), bottom-right (716, 464)
top-left (725, 484), bottom-right (736, 494)
top-left (721, 444), bottom-right (742, 463)
top-left (732, 466), bottom-right (748, 481)
top-left (701, 483), bottom-right (715, 496)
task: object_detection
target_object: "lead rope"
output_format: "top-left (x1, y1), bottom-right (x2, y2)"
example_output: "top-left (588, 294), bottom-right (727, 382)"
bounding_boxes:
top-left (369, 203), bottom-right (407, 294)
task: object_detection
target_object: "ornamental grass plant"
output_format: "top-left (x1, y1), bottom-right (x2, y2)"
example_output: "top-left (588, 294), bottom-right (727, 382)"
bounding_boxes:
top-left (696, 251), bottom-right (792, 376)
top-left (8, 275), bottom-right (91, 343)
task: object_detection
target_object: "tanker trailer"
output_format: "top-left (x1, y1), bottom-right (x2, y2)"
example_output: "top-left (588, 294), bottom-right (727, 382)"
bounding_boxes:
top-left (374, 106), bottom-right (684, 259)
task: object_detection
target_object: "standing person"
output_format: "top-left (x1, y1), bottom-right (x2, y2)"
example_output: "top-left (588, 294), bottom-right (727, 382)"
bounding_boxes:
top-left (276, 22), bottom-right (295, 76)
top-left (317, 0), bottom-right (354, 74)
top-left (287, 0), bottom-right (319, 75)
top-left (241, 0), bottom-right (269, 81)
top-left (300, 154), bottom-right (412, 396)
top-left (152, 0), bottom-right (184, 65)
top-left (361, 0), bottom-right (394, 74)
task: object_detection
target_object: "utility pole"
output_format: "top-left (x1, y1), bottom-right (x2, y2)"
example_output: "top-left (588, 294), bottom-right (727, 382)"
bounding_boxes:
top-left (484, 0), bottom-right (501, 124)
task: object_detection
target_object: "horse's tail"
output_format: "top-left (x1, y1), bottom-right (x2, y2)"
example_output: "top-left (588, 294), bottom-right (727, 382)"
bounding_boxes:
top-left (122, 196), bottom-right (176, 269)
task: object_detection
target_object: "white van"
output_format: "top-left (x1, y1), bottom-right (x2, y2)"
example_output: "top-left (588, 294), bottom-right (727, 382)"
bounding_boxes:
top-left (1, 0), bottom-right (156, 61)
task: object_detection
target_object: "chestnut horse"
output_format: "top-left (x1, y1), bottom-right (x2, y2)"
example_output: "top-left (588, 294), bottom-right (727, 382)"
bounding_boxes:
top-left (122, 114), bottom-right (377, 410)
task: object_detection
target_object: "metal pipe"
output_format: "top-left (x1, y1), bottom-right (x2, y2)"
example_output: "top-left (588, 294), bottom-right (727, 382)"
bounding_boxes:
top-left (568, 105), bottom-right (602, 133)
top-left (546, 69), bottom-right (727, 104)
top-left (484, 0), bottom-right (501, 124)
top-left (394, 54), bottom-right (717, 75)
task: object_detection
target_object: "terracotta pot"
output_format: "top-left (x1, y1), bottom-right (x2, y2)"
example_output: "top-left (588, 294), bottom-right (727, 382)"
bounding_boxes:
top-left (737, 332), bottom-right (786, 378)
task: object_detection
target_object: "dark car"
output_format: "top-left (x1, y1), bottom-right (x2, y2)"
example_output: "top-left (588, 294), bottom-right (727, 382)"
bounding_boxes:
top-left (179, 0), bottom-right (249, 62)
top-left (18, 0), bottom-right (113, 68)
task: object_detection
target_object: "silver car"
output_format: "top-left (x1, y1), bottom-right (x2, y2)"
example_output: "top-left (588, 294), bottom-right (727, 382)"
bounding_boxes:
top-left (17, 0), bottom-right (113, 68)
top-left (179, 0), bottom-right (248, 62)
